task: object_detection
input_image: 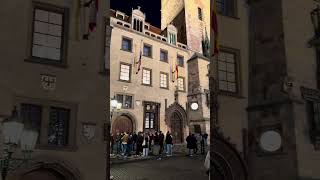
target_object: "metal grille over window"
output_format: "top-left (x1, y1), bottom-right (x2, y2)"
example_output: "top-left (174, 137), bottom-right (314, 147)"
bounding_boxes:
top-left (48, 107), bottom-right (70, 147)
top-left (143, 69), bottom-right (151, 85)
top-left (160, 73), bottom-right (168, 88)
top-left (178, 77), bottom-right (184, 91)
top-left (32, 9), bottom-right (63, 61)
top-left (120, 64), bottom-right (130, 81)
top-left (218, 52), bottom-right (237, 93)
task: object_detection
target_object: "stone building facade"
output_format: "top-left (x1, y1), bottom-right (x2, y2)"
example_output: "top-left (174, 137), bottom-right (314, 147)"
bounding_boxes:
top-left (247, 0), bottom-right (320, 179)
top-left (109, 7), bottom-right (191, 143)
top-left (0, 0), bottom-right (108, 179)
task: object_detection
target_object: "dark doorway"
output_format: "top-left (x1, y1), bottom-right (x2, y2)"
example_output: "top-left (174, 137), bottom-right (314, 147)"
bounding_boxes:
top-left (170, 112), bottom-right (183, 143)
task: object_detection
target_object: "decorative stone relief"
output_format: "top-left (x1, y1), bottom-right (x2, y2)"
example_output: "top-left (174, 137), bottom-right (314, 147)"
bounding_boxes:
top-left (41, 74), bottom-right (56, 91)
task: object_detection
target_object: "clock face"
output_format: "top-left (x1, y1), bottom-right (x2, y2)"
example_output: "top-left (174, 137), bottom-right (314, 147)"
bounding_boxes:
top-left (259, 130), bottom-right (282, 152)
top-left (191, 102), bottom-right (199, 110)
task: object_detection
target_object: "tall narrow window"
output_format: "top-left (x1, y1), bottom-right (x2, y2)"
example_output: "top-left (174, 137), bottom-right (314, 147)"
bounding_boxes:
top-left (48, 107), bottom-right (70, 147)
top-left (143, 44), bottom-right (152, 57)
top-left (121, 37), bottom-right (132, 51)
top-left (160, 49), bottom-right (168, 62)
top-left (217, 51), bottom-right (238, 93)
top-left (32, 6), bottom-right (66, 62)
top-left (160, 72), bottom-right (168, 89)
top-left (198, 7), bottom-right (203, 20)
top-left (177, 77), bottom-right (185, 91)
top-left (177, 55), bottom-right (184, 67)
top-left (169, 33), bottom-right (176, 45)
top-left (119, 63), bottom-right (131, 82)
top-left (144, 102), bottom-right (159, 130)
top-left (142, 68), bottom-right (152, 85)
top-left (20, 104), bottom-right (42, 141)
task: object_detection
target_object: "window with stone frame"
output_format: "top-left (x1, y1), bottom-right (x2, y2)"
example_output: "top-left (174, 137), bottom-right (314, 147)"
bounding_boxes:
top-left (169, 32), bottom-right (177, 45)
top-left (115, 94), bottom-right (133, 109)
top-left (160, 72), bottom-right (169, 89)
top-left (177, 55), bottom-right (184, 67)
top-left (133, 18), bottom-right (143, 32)
top-left (119, 63), bottom-right (131, 82)
top-left (31, 3), bottom-right (67, 64)
top-left (142, 68), bottom-right (152, 86)
top-left (121, 37), bottom-right (132, 52)
top-left (143, 102), bottom-right (159, 130)
top-left (160, 49), bottom-right (168, 62)
top-left (216, 0), bottom-right (236, 17)
top-left (48, 107), bottom-right (70, 147)
top-left (16, 97), bottom-right (77, 151)
top-left (217, 50), bottom-right (238, 94)
top-left (143, 44), bottom-right (152, 57)
top-left (20, 104), bottom-right (42, 143)
top-left (177, 77), bottom-right (185, 91)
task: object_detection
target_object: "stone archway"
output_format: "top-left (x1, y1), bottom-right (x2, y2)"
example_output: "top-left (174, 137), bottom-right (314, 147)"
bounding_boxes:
top-left (111, 111), bottom-right (137, 135)
top-left (210, 129), bottom-right (248, 180)
top-left (7, 159), bottom-right (82, 180)
top-left (165, 102), bottom-right (188, 144)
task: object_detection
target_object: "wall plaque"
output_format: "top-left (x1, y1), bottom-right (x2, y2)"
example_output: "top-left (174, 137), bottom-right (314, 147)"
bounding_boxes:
top-left (41, 74), bottom-right (56, 91)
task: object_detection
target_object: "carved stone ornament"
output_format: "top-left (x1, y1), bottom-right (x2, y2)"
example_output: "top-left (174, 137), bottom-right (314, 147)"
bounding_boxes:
top-left (41, 74), bottom-right (56, 91)
top-left (82, 123), bottom-right (96, 142)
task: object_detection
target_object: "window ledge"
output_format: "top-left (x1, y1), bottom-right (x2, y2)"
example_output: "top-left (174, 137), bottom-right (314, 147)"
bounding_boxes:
top-left (143, 55), bottom-right (152, 59)
top-left (118, 79), bottom-right (131, 83)
top-left (120, 49), bottom-right (132, 53)
top-left (160, 87), bottom-right (169, 90)
top-left (25, 58), bottom-right (68, 68)
top-left (142, 84), bottom-right (152, 87)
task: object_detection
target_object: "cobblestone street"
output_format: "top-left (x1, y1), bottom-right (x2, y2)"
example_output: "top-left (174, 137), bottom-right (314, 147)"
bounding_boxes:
top-left (111, 155), bottom-right (209, 180)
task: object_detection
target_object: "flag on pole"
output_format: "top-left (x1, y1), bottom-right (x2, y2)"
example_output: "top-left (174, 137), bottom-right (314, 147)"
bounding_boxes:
top-left (136, 40), bottom-right (143, 74)
top-left (211, 0), bottom-right (219, 56)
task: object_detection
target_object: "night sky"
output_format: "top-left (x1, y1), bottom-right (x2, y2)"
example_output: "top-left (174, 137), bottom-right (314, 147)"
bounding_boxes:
top-left (110, 0), bottom-right (161, 28)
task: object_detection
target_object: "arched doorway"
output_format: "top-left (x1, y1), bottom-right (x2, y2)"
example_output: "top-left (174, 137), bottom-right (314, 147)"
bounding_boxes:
top-left (112, 115), bottom-right (133, 135)
top-left (170, 112), bottom-right (183, 143)
top-left (21, 168), bottom-right (65, 180)
top-left (165, 102), bottom-right (188, 144)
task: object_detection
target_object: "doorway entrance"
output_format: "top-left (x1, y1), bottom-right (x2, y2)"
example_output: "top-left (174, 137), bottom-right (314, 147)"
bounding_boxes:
top-left (112, 115), bottom-right (133, 135)
top-left (170, 112), bottom-right (183, 143)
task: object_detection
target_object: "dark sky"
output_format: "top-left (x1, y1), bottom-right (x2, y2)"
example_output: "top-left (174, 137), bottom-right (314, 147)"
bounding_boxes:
top-left (110, 0), bottom-right (161, 28)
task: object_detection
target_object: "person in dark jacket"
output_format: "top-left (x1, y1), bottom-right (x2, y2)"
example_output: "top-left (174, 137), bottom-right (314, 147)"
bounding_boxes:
top-left (191, 134), bottom-right (197, 155)
top-left (136, 132), bottom-right (144, 156)
top-left (186, 133), bottom-right (193, 156)
top-left (149, 132), bottom-right (154, 154)
top-left (201, 133), bottom-right (205, 154)
top-left (153, 132), bottom-right (161, 159)
top-left (159, 131), bottom-right (165, 156)
top-left (127, 133), bottom-right (133, 156)
top-left (165, 131), bottom-right (173, 156)
top-left (132, 132), bottom-right (138, 151)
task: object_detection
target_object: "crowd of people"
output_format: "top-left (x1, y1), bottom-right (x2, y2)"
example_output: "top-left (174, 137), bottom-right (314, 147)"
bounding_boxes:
top-left (110, 131), bottom-right (173, 160)
top-left (110, 131), bottom-right (208, 159)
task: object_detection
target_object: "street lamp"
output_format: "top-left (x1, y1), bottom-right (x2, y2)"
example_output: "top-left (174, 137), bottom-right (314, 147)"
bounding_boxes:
top-left (1, 107), bottom-right (38, 180)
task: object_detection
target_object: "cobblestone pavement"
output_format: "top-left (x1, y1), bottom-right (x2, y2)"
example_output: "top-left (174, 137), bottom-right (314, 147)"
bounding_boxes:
top-left (110, 155), bottom-right (209, 180)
